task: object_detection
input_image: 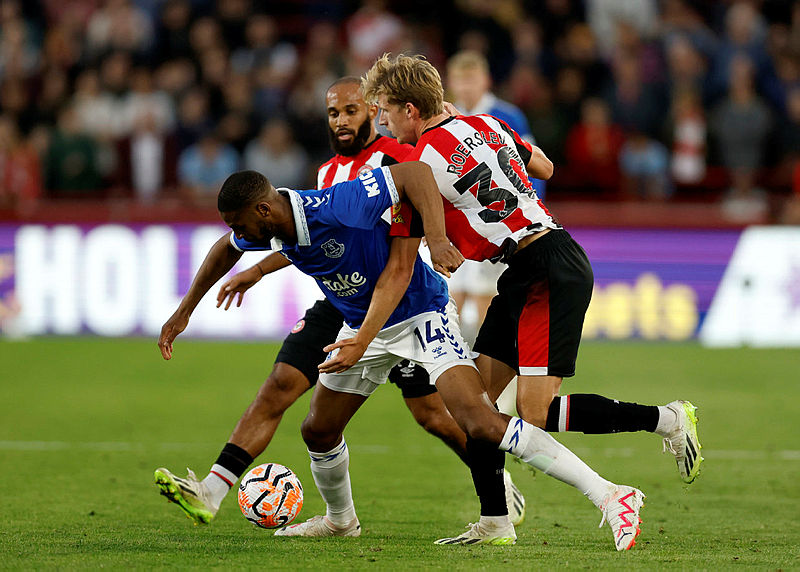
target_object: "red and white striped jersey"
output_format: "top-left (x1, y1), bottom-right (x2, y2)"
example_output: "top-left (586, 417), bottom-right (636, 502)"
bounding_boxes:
top-left (316, 135), bottom-right (413, 189)
top-left (405, 115), bottom-right (559, 262)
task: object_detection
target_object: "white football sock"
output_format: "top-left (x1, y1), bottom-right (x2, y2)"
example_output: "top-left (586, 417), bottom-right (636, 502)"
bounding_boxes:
top-left (655, 405), bottom-right (679, 436)
top-left (202, 464), bottom-right (237, 509)
top-left (499, 417), bottom-right (616, 508)
top-left (479, 514), bottom-right (511, 528)
top-left (308, 440), bottom-right (357, 526)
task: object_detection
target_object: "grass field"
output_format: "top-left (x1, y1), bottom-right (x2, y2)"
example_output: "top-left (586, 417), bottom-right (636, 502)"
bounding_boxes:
top-left (1, 338), bottom-right (799, 568)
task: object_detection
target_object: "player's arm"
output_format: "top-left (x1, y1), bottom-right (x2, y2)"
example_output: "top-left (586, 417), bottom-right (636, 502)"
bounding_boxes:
top-left (216, 252), bottom-right (292, 310)
top-left (526, 145), bottom-right (553, 180)
top-left (158, 233), bottom-right (243, 360)
top-left (386, 161), bottom-right (464, 276)
top-left (318, 236), bottom-right (419, 374)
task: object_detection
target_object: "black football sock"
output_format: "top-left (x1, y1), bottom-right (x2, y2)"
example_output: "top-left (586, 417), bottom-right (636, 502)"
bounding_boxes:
top-left (214, 442), bottom-right (255, 480)
top-left (466, 436), bottom-right (508, 517)
top-left (544, 394), bottom-right (659, 434)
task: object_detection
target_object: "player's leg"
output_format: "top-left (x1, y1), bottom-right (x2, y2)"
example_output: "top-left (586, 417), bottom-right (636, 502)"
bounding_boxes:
top-left (155, 300), bottom-right (342, 524)
top-left (390, 359), bottom-right (525, 525)
top-left (483, 231), bottom-right (702, 483)
top-left (432, 363), bottom-right (644, 550)
top-left (276, 325), bottom-right (396, 538)
top-left (390, 361), bottom-right (468, 464)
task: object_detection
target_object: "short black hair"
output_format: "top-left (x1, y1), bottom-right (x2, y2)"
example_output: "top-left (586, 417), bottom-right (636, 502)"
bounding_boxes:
top-left (327, 76), bottom-right (361, 92)
top-left (217, 170), bottom-right (270, 212)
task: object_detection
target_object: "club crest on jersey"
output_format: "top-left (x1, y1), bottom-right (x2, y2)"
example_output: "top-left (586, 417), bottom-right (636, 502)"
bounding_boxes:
top-left (358, 169), bottom-right (380, 197)
top-left (291, 319), bottom-right (305, 334)
top-left (357, 164), bottom-right (374, 176)
top-left (391, 203), bottom-right (404, 224)
top-left (321, 238), bottom-right (345, 258)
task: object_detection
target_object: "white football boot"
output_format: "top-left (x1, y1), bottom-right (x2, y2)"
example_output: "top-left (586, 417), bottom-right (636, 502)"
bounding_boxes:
top-left (435, 518), bottom-right (517, 546)
top-left (274, 515), bottom-right (361, 537)
top-left (504, 469), bottom-right (526, 526)
top-left (154, 467), bottom-right (218, 525)
top-left (661, 400), bottom-right (704, 483)
top-left (598, 485), bottom-right (645, 551)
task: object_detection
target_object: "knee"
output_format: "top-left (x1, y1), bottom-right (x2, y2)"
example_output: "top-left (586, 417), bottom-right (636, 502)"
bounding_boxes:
top-left (300, 417), bottom-right (338, 451)
top-left (416, 409), bottom-right (461, 441)
top-left (458, 412), bottom-right (505, 444)
top-left (253, 369), bottom-right (306, 417)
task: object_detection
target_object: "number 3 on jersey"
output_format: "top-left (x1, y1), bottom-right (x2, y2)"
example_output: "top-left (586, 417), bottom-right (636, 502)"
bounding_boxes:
top-left (413, 320), bottom-right (446, 351)
top-left (453, 149), bottom-right (529, 223)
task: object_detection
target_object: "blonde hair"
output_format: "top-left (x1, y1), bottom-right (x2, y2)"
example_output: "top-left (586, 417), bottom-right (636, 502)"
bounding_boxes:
top-left (362, 54), bottom-right (444, 119)
top-left (446, 50), bottom-right (489, 75)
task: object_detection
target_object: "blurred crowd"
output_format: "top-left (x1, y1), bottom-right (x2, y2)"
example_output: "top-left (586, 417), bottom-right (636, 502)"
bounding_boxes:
top-left (0, 0), bottom-right (799, 222)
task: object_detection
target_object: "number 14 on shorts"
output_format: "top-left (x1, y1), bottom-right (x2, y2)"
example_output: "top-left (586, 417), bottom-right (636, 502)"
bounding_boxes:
top-left (413, 320), bottom-right (446, 352)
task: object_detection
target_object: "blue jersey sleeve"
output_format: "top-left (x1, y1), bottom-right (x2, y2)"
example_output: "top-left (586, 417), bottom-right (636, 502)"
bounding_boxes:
top-left (229, 231), bottom-right (273, 252)
top-left (316, 166), bottom-right (399, 229)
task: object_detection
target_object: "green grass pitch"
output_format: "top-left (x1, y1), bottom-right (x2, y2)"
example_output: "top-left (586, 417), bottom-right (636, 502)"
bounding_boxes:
top-left (1, 338), bottom-right (799, 568)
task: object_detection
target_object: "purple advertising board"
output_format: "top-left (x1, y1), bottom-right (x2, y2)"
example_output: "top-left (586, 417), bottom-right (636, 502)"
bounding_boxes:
top-left (0, 223), bottom-right (742, 340)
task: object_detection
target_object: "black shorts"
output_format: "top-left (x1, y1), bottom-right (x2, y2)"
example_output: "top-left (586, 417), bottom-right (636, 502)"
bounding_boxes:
top-left (275, 299), bottom-right (342, 385)
top-left (473, 230), bottom-right (593, 378)
top-left (275, 299), bottom-right (437, 398)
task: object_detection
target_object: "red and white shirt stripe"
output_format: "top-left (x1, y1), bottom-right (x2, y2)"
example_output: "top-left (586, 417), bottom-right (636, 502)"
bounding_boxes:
top-left (316, 135), bottom-right (412, 189)
top-left (405, 115), bottom-right (559, 262)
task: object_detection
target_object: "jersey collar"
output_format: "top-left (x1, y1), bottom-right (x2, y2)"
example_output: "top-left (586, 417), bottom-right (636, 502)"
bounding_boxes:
top-left (421, 115), bottom-right (455, 137)
top-left (277, 188), bottom-right (311, 248)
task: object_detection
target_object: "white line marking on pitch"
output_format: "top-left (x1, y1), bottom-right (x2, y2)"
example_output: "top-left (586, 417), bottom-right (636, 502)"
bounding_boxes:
top-left (0, 441), bottom-right (797, 460)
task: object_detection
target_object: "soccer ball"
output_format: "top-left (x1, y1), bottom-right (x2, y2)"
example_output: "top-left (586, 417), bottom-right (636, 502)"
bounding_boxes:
top-left (238, 463), bottom-right (304, 528)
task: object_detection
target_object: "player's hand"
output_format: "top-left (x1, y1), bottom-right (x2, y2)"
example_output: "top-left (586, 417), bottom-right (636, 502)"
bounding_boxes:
top-left (319, 337), bottom-right (369, 374)
top-left (443, 101), bottom-right (462, 117)
top-left (216, 266), bottom-right (263, 310)
top-left (158, 311), bottom-right (189, 360)
top-left (427, 237), bottom-right (464, 278)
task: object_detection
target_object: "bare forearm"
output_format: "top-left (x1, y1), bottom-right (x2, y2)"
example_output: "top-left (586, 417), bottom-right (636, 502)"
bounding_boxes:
top-left (527, 146), bottom-right (554, 180)
top-left (177, 234), bottom-right (242, 315)
top-left (354, 239), bottom-right (417, 346)
top-left (254, 251), bottom-right (292, 277)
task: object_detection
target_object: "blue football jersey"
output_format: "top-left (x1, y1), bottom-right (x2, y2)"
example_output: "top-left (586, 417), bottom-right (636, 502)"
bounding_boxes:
top-left (231, 166), bottom-right (448, 329)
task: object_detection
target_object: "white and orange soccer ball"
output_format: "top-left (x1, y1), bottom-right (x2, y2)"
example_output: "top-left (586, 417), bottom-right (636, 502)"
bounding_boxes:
top-left (238, 463), bottom-right (304, 528)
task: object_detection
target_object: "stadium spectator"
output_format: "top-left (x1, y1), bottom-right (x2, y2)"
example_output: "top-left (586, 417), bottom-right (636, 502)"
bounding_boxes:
top-left (44, 105), bottom-right (102, 196)
top-left (619, 131), bottom-right (672, 200)
top-left (667, 88), bottom-right (707, 186)
top-left (564, 98), bottom-right (625, 193)
top-left (72, 68), bottom-right (117, 141)
top-left (85, 0), bottom-right (154, 60)
top-left (177, 130), bottom-right (238, 205)
top-left (243, 119), bottom-right (309, 190)
top-left (665, 35), bottom-right (709, 105)
top-left (118, 67), bottom-right (175, 138)
top-left (447, 50), bottom-right (534, 141)
top-left (0, 10), bottom-right (40, 79)
top-left (114, 110), bottom-right (178, 203)
top-left (0, 114), bottom-right (42, 210)
top-left (585, 0), bottom-right (659, 59)
top-left (152, 0), bottom-right (193, 64)
top-left (230, 14), bottom-right (283, 74)
top-left (710, 55), bottom-right (773, 222)
top-left (174, 87), bottom-right (213, 152)
top-left (603, 49), bottom-right (667, 138)
top-left (345, 0), bottom-right (405, 70)
top-left (707, 2), bottom-right (777, 106)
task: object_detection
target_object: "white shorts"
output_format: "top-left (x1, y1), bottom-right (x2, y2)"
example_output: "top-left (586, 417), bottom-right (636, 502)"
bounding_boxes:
top-left (447, 259), bottom-right (506, 297)
top-left (319, 300), bottom-right (477, 396)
